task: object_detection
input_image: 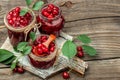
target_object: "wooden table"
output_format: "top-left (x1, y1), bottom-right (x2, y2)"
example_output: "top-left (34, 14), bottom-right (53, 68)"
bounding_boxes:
top-left (0, 0), bottom-right (120, 80)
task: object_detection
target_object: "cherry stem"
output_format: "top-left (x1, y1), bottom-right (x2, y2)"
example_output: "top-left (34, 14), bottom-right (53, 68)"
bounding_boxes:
top-left (42, 34), bottom-right (56, 48)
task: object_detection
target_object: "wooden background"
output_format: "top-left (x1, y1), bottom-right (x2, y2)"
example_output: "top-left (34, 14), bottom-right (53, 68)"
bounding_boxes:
top-left (0, 0), bottom-right (120, 80)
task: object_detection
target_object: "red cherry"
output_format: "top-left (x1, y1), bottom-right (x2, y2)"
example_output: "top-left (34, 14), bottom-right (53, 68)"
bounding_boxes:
top-left (50, 42), bottom-right (55, 47)
top-left (53, 9), bottom-right (59, 15)
top-left (48, 4), bottom-right (54, 9)
top-left (17, 67), bottom-right (25, 74)
top-left (12, 17), bottom-right (17, 21)
top-left (15, 21), bottom-right (20, 27)
top-left (42, 11), bottom-right (50, 17)
top-left (47, 6), bottom-right (52, 13)
top-left (13, 12), bottom-right (18, 17)
top-left (7, 14), bottom-right (12, 20)
top-left (37, 44), bottom-right (43, 48)
top-left (50, 46), bottom-right (55, 52)
top-left (42, 45), bottom-right (48, 52)
top-left (16, 16), bottom-right (21, 22)
top-left (9, 11), bottom-right (13, 15)
top-left (48, 14), bottom-right (53, 18)
top-left (77, 46), bottom-right (83, 51)
top-left (8, 19), bottom-right (14, 25)
top-left (77, 51), bottom-right (84, 58)
top-left (62, 72), bottom-right (70, 79)
top-left (53, 6), bottom-right (59, 11)
top-left (37, 48), bottom-right (43, 55)
top-left (15, 7), bottom-right (20, 12)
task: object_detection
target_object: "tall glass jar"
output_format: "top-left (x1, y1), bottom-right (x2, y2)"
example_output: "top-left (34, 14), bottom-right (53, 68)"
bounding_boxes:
top-left (38, 4), bottom-right (65, 37)
top-left (4, 7), bottom-right (36, 47)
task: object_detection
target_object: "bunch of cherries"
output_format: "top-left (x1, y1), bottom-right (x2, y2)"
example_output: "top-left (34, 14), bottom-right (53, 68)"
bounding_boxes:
top-left (32, 36), bottom-right (55, 56)
top-left (41, 4), bottom-right (59, 18)
top-left (7, 7), bottom-right (32, 27)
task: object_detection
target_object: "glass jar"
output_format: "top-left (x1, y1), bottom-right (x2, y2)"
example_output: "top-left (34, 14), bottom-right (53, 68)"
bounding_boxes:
top-left (28, 35), bottom-right (58, 69)
top-left (38, 4), bottom-right (65, 37)
top-left (4, 7), bottom-right (36, 47)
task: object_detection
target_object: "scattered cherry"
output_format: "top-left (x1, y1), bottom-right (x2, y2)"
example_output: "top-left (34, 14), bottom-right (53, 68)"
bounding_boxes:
top-left (13, 66), bottom-right (25, 74)
top-left (17, 67), bottom-right (25, 74)
top-left (7, 7), bottom-right (32, 28)
top-left (62, 71), bottom-right (70, 79)
top-left (76, 46), bottom-right (84, 58)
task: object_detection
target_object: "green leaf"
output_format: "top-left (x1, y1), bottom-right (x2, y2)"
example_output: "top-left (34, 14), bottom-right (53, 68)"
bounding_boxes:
top-left (62, 40), bottom-right (77, 59)
top-left (17, 42), bottom-right (28, 51)
top-left (82, 45), bottom-right (97, 56)
top-left (32, 1), bottom-right (44, 10)
top-left (26, 0), bottom-right (32, 6)
top-left (29, 32), bottom-right (36, 41)
top-left (23, 46), bottom-right (32, 55)
top-left (2, 56), bottom-right (16, 65)
top-left (13, 46), bottom-right (19, 52)
top-left (0, 49), bottom-right (14, 62)
top-left (10, 62), bottom-right (17, 70)
top-left (20, 8), bottom-right (28, 16)
top-left (77, 34), bottom-right (91, 44)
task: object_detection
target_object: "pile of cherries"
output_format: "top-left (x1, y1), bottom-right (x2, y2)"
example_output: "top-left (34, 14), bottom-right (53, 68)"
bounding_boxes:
top-left (7, 7), bottom-right (32, 27)
top-left (41, 4), bottom-right (59, 18)
top-left (13, 66), bottom-right (25, 74)
top-left (32, 35), bottom-right (55, 56)
top-left (76, 46), bottom-right (84, 58)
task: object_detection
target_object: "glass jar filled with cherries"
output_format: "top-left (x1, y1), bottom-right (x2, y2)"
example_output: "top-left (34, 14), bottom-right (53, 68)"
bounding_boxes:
top-left (28, 34), bottom-right (58, 69)
top-left (4, 7), bottom-right (36, 47)
top-left (37, 4), bottom-right (65, 37)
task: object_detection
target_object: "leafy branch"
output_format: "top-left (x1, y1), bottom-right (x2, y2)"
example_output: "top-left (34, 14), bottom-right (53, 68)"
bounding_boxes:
top-left (62, 34), bottom-right (97, 59)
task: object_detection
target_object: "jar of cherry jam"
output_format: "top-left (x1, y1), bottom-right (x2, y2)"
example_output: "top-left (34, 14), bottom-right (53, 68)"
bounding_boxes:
top-left (37, 4), bottom-right (65, 37)
top-left (28, 35), bottom-right (58, 69)
top-left (4, 7), bottom-right (36, 47)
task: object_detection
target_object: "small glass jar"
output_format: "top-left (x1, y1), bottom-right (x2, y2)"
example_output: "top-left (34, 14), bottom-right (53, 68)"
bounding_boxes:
top-left (4, 7), bottom-right (36, 47)
top-left (38, 4), bottom-right (65, 37)
top-left (28, 35), bottom-right (58, 69)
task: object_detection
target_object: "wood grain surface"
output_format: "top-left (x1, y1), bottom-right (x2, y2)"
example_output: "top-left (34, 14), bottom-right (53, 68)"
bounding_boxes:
top-left (0, 0), bottom-right (120, 80)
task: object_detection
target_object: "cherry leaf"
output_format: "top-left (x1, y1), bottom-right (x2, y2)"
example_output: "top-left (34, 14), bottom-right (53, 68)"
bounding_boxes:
top-left (32, 1), bottom-right (44, 10)
top-left (77, 34), bottom-right (91, 44)
top-left (17, 42), bottom-right (28, 51)
top-left (11, 62), bottom-right (17, 70)
top-left (62, 40), bottom-right (77, 59)
top-left (26, 0), bottom-right (32, 6)
top-left (23, 46), bottom-right (32, 55)
top-left (29, 32), bottom-right (36, 41)
top-left (0, 49), bottom-right (14, 62)
top-left (20, 8), bottom-right (28, 16)
top-left (82, 45), bottom-right (97, 56)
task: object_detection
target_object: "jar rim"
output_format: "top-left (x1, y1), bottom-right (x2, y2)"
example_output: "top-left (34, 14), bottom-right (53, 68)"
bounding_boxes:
top-left (39, 3), bottom-right (62, 21)
top-left (4, 6), bottom-right (36, 32)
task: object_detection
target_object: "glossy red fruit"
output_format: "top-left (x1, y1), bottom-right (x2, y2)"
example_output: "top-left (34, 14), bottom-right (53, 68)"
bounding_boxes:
top-left (8, 19), bottom-right (14, 25)
top-left (42, 45), bottom-right (48, 53)
top-left (12, 17), bottom-right (17, 21)
top-left (37, 48), bottom-right (43, 55)
top-left (7, 14), bottom-right (12, 20)
top-left (15, 7), bottom-right (20, 12)
top-left (37, 44), bottom-right (43, 48)
top-left (13, 12), bottom-right (18, 17)
top-left (13, 68), bottom-right (18, 73)
top-left (50, 46), bottom-right (55, 52)
top-left (77, 46), bottom-right (83, 51)
top-left (48, 4), bottom-right (54, 9)
top-left (48, 14), bottom-right (53, 18)
top-left (42, 11), bottom-right (49, 17)
top-left (50, 42), bottom-right (55, 47)
top-left (47, 6), bottom-right (52, 13)
top-left (53, 9), bottom-right (58, 15)
top-left (62, 72), bottom-right (70, 79)
top-left (17, 67), bottom-right (25, 74)
top-left (9, 11), bottom-right (13, 15)
top-left (77, 51), bottom-right (84, 58)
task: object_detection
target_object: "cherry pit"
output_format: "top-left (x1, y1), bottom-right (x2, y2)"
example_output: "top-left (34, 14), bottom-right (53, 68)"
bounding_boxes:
top-left (7, 7), bottom-right (32, 28)
top-left (32, 35), bottom-right (56, 56)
